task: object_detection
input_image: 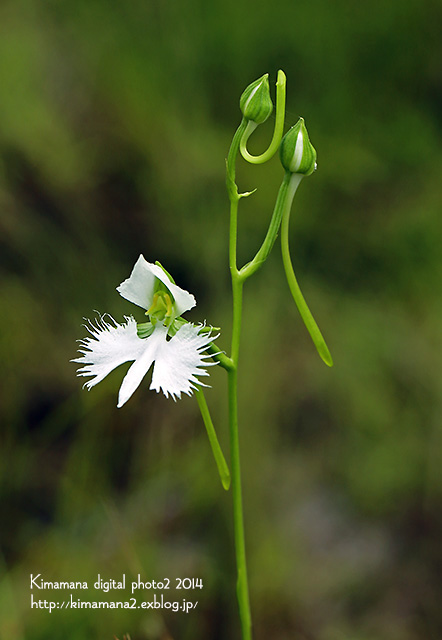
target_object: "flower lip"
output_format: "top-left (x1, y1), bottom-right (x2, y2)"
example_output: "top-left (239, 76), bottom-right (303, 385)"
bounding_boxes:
top-left (73, 314), bottom-right (218, 407)
top-left (116, 254), bottom-right (196, 317)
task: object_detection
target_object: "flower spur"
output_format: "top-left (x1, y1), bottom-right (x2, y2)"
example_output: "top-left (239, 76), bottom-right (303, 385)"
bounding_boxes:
top-left (73, 255), bottom-right (218, 407)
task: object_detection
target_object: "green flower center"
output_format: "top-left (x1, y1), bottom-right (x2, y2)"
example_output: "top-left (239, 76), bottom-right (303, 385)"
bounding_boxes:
top-left (146, 291), bottom-right (174, 324)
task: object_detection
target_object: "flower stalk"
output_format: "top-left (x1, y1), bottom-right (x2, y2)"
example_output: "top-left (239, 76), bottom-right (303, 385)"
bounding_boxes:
top-left (280, 172), bottom-right (334, 367)
top-left (226, 112), bottom-right (253, 640)
top-left (223, 73), bottom-right (334, 640)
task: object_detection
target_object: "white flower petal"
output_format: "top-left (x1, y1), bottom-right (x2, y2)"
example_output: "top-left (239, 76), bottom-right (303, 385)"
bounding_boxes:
top-left (150, 323), bottom-right (218, 401)
top-left (116, 254), bottom-right (196, 315)
top-left (116, 255), bottom-right (156, 310)
top-left (160, 275), bottom-right (196, 317)
top-left (117, 324), bottom-right (167, 408)
top-left (73, 315), bottom-right (145, 389)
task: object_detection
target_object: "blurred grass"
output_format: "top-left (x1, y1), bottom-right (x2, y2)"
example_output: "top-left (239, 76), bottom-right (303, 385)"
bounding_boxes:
top-left (1, 0), bottom-right (442, 638)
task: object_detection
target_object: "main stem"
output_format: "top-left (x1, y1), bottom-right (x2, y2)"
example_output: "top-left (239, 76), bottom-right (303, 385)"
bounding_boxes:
top-left (228, 276), bottom-right (251, 640)
top-left (227, 119), bottom-right (252, 640)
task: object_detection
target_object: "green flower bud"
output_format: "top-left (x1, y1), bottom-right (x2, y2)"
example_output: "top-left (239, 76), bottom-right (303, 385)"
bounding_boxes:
top-left (280, 117), bottom-right (317, 175)
top-left (239, 74), bottom-right (273, 124)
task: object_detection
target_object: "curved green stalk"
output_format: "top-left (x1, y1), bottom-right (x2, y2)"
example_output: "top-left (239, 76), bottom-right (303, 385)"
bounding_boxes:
top-left (239, 70), bottom-right (286, 164)
top-left (206, 342), bottom-right (235, 371)
top-left (239, 171), bottom-right (295, 282)
top-left (281, 173), bottom-right (334, 367)
top-left (195, 388), bottom-right (231, 490)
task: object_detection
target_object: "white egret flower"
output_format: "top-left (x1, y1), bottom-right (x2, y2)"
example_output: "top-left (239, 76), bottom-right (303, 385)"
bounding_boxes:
top-left (73, 255), bottom-right (217, 407)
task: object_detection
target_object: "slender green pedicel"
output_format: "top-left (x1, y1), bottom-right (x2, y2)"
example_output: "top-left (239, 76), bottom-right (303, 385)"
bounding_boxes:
top-left (277, 118), bottom-right (333, 367)
top-left (280, 173), bottom-right (334, 367)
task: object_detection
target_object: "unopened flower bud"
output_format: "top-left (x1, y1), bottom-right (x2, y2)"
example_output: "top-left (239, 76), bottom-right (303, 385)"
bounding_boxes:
top-left (239, 74), bottom-right (273, 124)
top-left (280, 117), bottom-right (317, 175)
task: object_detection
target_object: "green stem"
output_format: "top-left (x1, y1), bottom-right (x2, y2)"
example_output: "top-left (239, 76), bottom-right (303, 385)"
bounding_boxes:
top-left (226, 118), bottom-right (248, 202)
top-left (227, 121), bottom-right (248, 279)
top-left (280, 173), bottom-right (334, 367)
top-left (229, 275), bottom-right (251, 639)
top-left (228, 363), bottom-right (252, 640)
top-left (226, 123), bottom-right (253, 639)
top-left (240, 70), bottom-right (286, 164)
top-left (195, 388), bottom-right (231, 491)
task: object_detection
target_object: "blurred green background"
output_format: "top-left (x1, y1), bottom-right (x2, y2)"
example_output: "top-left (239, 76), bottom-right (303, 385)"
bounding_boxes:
top-left (1, 0), bottom-right (442, 638)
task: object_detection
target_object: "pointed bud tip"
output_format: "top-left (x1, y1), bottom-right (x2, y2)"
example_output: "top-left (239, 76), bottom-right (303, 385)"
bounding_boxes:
top-left (280, 117), bottom-right (317, 176)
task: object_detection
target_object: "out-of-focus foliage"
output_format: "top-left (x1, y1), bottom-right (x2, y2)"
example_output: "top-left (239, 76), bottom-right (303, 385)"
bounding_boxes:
top-left (1, 0), bottom-right (442, 638)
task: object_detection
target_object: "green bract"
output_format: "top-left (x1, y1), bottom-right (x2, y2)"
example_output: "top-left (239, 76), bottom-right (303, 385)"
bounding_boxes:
top-left (280, 117), bottom-right (317, 175)
top-left (239, 74), bottom-right (273, 124)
